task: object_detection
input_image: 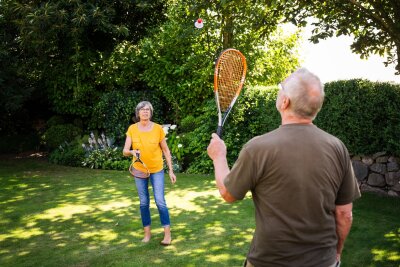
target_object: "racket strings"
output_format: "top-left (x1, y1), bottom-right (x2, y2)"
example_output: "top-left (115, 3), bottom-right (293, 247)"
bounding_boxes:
top-left (216, 52), bottom-right (245, 111)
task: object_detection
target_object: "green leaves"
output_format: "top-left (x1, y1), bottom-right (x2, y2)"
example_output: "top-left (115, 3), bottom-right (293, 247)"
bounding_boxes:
top-left (315, 79), bottom-right (400, 155)
top-left (283, 0), bottom-right (400, 74)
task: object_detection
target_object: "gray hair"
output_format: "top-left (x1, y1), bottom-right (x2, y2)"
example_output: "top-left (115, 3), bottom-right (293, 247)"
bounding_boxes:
top-left (281, 68), bottom-right (325, 120)
top-left (135, 101), bottom-right (154, 121)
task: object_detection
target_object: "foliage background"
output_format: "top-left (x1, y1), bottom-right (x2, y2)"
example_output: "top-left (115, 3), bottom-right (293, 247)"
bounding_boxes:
top-left (1, 0), bottom-right (400, 174)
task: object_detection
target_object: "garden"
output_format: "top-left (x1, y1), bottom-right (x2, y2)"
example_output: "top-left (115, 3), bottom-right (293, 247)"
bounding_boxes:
top-left (1, 1), bottom-right (400, 266)
top-left (0, 158), bottom-right (399, 267)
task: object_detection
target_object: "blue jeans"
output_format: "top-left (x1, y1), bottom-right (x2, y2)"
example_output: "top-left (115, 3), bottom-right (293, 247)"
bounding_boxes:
top-left (134, 170), bottom-right (171, 227)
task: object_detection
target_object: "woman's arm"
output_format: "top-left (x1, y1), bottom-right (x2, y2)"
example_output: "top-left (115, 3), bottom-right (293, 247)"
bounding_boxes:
top-left (123, 136), bottom-right (133, 157)
top-left (160, 138), bottom-right (176, 183)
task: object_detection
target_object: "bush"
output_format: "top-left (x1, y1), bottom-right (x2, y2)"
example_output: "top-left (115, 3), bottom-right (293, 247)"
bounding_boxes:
top-left (182, 80), bottom-right (400, 173)
top-left (43, 123), bottom-right (82, 150)
top-left (48, 142), bottom-right (85, 167)
top-left (82, 132), bottom-right (130, 170)
top-left (89, 90), bottom-right (166, 143)
top-left (315, 79), bottom-right (400, 155)
top-left (182, 85), bottom-right (280, 173)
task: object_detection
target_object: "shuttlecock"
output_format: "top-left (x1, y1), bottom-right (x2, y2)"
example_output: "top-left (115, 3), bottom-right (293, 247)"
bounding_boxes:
top-left (195, 18), bottom-right (204, 29)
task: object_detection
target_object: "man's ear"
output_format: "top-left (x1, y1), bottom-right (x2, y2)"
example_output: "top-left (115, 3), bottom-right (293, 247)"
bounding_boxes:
top-left (281, 96), bottom-right (290, 110)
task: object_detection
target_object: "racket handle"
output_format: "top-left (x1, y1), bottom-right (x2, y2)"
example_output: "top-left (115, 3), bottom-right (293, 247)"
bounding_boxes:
top-left (216, 126), bottom-right (223, 137)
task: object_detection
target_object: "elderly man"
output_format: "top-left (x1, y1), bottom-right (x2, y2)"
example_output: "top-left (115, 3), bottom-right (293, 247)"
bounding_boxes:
top-left (207, 68), bottom-right (361, 267)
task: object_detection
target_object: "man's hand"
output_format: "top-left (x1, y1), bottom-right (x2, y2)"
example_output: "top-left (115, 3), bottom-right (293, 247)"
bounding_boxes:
top-left (207, 133), bottom-right (227, 160)
top-left (207, 133), bottom-right (236, 203)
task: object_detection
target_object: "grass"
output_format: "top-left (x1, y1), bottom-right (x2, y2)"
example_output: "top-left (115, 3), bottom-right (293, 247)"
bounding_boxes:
top-left (0, 156), bottom-right (399, 267)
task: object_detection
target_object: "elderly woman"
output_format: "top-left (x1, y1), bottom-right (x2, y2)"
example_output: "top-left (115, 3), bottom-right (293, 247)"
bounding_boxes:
top-left (123, 101), bottom-right (176, 245)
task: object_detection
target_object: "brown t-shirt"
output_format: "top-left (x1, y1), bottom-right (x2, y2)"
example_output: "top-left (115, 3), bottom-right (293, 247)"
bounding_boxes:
top-left (224, 124), bottom-right (361, 267)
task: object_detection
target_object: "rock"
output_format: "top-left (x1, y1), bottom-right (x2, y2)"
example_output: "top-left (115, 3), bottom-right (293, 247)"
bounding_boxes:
top-left (387, 162), bottom-right (399, 172)
top-left (372, 151), bottom-right (387, 159)
top-left (367, 173), bottom-right (386, 187)
top-left (370, 163), bottom-right (387, 174)
top-left (376, 156), bottom-right (389, 163)
top-left (361, 156), bottom-right (374, 165)
top-left (352, 160), bottom-right (368, 181)
top-left (391, 183), bottom-right (400, 192)
top-left (385, 171), bottom-right (400, 186)
top-left (360, 183), bottom-right (387, 196)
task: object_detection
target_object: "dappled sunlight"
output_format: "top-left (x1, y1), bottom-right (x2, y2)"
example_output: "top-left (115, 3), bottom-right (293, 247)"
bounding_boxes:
top-left (205, 253), bottom-right (236, 263)
top-left (167, 190), bottom-right (219, 212)
top-left (372, 249), bottom-right (400, 262)
top-left (34, 204), bottom-right (92, 221)
top-left (370, 228), bottom-right (400, 264)
top-left (0, 227), bottom-right (44, 240)
top-left (17, 251), bottom-right (30, 256)
top-left (205, 221), bottom-right (226, 236)
top-left (384, 229), bottom-right (400, 242)
top-left (1, 195), bottom-right (24, 205)
top-left (79, 229), bottom-right (118, 241)
top-left (16, 183), bottom-right (28, 189)
top-left (4, 159), bottom-right (398, 266)
top-left (97, 200), bottom-right (132, 211)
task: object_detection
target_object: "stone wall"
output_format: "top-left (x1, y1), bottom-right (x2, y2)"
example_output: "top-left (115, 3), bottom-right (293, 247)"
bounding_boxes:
top-left (351, 152), bottom-right (400, 197)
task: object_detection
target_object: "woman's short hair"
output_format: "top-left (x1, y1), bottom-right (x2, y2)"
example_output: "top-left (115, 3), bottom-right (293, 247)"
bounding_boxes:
top-left (282, 68), bottom-right (325, 120)
top-left (135, 101), bottom-right (154, 121)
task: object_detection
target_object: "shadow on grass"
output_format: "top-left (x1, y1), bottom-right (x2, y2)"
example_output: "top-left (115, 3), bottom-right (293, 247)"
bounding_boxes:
top-left (0, 157), bottom-right (254, 267)
top-left (0, 157), bottom-right (399, 267)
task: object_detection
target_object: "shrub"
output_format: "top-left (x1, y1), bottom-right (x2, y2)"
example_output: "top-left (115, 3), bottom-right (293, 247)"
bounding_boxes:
top-left (182, 85), bottom-right (280, 173)
top-left (43, 123), bottom-right (82, 150)
top-left (163, 124), bottom-right (184, 173)
top-left (182, 80), bottom-right (400, 173)
top-left (48, 142), bottom-right (85, 167)
top-left (89, 90), bottom-right (166, 143)
top-left (315, 79), bottom-right (400, 155)
top-left (82, 132), bottom-right (130, 170)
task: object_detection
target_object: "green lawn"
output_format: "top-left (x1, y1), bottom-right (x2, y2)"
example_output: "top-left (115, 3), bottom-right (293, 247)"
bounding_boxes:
top-left (0, 156), bottom-right (399, 267)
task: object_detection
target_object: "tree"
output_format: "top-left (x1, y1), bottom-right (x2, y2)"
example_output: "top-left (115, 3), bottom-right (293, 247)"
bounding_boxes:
top-left (137, 0), bottom-right (301, 120)
top-left (281, 0), bottom-right (400, 74)
top-left (1, 0), bottom-right (166, 120)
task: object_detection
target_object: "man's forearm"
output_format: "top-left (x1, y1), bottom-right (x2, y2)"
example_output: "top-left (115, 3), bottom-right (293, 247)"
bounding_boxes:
top-left (213, 157), bottom-right (236, 202)
top-left (335, 204), bottom-right (353, 256)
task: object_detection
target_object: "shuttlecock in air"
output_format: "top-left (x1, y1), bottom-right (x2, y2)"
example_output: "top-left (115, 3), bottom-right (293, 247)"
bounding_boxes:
top-left (195, 18), bottom-right (204, 29)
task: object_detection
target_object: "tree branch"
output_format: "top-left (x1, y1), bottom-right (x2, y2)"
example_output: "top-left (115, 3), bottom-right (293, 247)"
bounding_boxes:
top-left (346, 0), bottom-right (396, 39)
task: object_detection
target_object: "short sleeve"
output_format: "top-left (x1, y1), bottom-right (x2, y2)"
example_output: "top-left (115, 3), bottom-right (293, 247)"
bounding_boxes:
top-left (335, 146), bottom-right (361, 205)
top-left (158, 124), bottom-right (166, 143)
top-left (224, 148), bottom-right (256, 200)
top-left (126, 124), bottom-right (135, 138)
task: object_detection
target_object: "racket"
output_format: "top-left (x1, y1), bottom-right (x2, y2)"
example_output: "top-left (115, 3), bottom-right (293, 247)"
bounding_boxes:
top-left (129, 151), bottom-right (150, 178)
top-left (214, 48), bottom-right (247, 137)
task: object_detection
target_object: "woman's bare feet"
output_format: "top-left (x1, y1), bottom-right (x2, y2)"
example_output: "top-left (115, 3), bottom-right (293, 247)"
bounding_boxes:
top-left (142, 226), bottom-right (151, 243)
top-left (160, 226), bottom-right (172, 245)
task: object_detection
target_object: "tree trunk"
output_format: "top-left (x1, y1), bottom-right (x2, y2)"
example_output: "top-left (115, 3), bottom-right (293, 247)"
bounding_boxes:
top-left (222, 15), bottom-right (233, 49)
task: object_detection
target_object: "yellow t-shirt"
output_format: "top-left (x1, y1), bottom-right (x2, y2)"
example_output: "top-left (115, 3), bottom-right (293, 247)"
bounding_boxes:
top-left (126, 123), bottom-right (166, 173)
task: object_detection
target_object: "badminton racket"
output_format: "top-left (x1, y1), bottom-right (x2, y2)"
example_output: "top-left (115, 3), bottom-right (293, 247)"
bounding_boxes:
top-left (214, 48), bottom-right (247, 137)
top-left (129, 150), bottom-right (150, 179)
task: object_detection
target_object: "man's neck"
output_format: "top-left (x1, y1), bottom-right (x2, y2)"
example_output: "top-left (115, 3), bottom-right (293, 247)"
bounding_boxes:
top-left (281, 115), bottom-right (313, 125)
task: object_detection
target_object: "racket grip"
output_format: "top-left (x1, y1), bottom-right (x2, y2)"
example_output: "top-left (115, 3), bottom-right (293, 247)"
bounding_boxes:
top-left (216, 126), bottom-right (223, 137)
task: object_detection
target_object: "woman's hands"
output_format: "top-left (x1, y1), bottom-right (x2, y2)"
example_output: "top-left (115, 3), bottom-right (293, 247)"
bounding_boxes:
top-left (130, 149), bottom-right (140, 157)
top-left (168, 170), bottom-right (177, 184)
